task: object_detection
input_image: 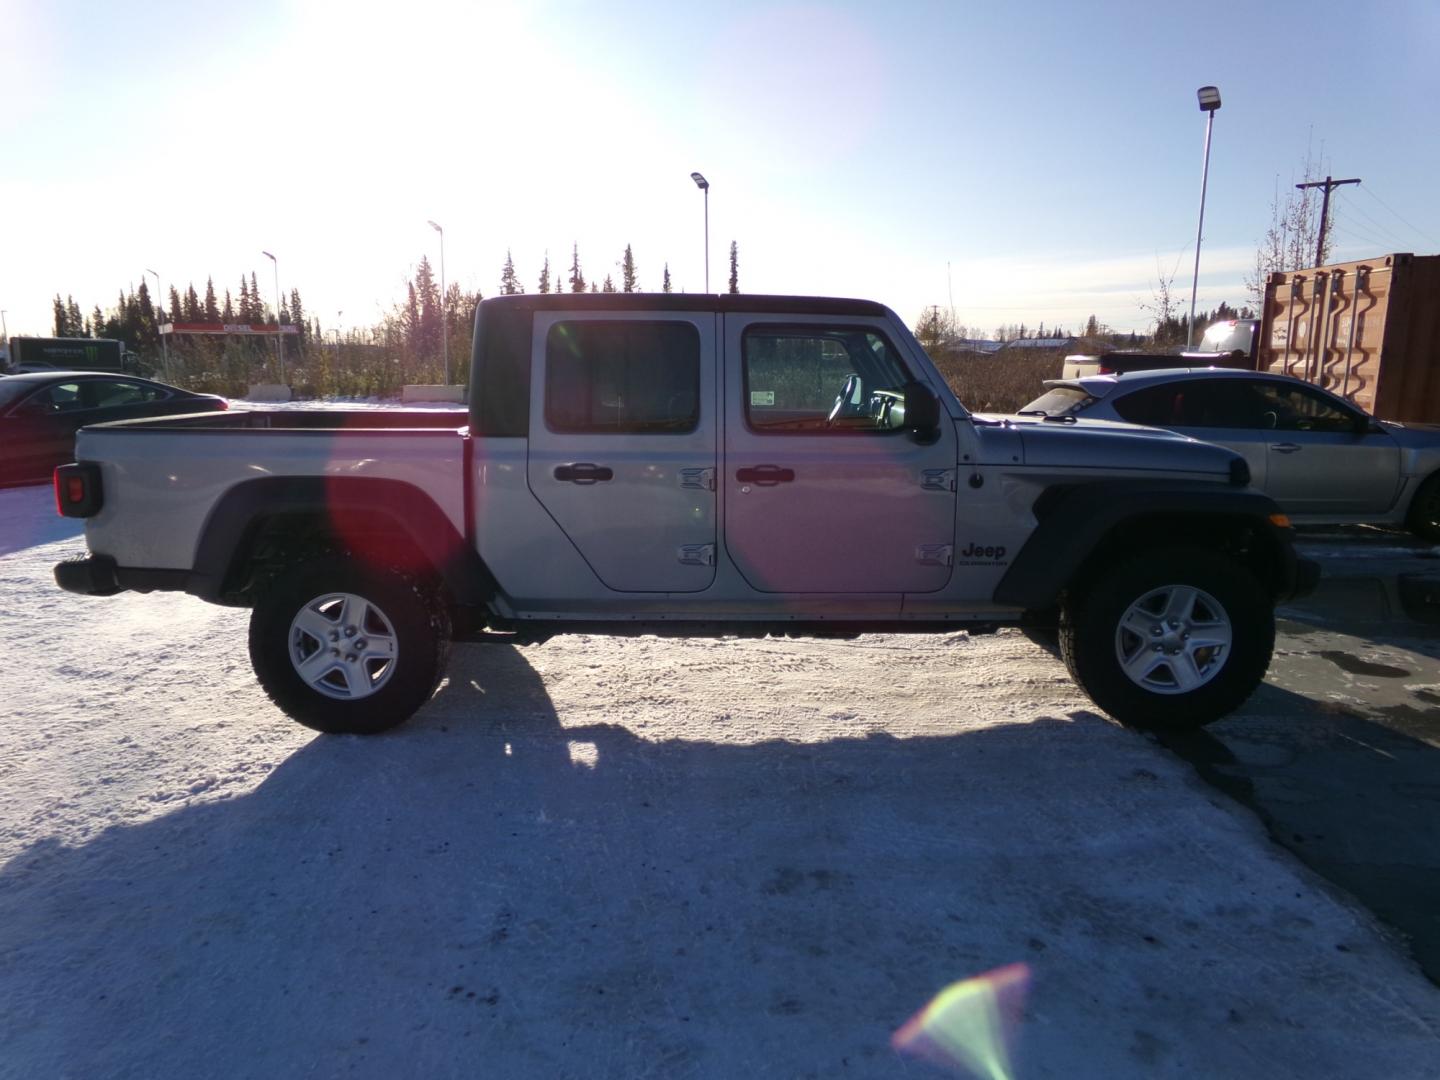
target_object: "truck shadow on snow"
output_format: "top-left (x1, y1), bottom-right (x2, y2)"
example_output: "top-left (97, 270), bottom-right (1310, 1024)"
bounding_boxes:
top-left (0, 644), bottom-right (1433, 1077)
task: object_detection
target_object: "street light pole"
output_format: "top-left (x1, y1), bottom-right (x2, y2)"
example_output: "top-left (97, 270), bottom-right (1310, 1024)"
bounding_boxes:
top-left (690, 172), bottom-right (710, 293)
top-left (261, 250), bottom-right (285, 384)
top-left (1187, 85), bottom-right (1222, 349)
top-left (144, 268), bottom-right (169, 380)
top-left (427, 220), bottom-right (448, 383)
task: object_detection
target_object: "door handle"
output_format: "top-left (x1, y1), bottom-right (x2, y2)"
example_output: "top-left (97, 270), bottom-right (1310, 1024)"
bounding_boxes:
top-left (554, 462), bottom-right (614, 484)
top-left (735, 465), bottom-right (795, 486)
top-left (1270, 443), bottom-right (1302, 454)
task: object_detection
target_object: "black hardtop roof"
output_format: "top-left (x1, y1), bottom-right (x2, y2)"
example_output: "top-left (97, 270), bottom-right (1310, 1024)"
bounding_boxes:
top-left (478, 293), bottom-right (889, 318)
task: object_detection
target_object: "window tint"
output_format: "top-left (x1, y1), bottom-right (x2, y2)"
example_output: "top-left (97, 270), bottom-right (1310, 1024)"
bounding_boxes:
top-left (86, 380), bottom-right (167, 408)
top-left (1248, 382), bottom-right (1358, 432)
top-left (742, 326), bottom-right (913, 433)
top-left (545, 320), bottom-right (700, 434)
top-left (15, 382), bottom-right (85, 414)
top-left (1112, 378), bottom-right (1360, 432)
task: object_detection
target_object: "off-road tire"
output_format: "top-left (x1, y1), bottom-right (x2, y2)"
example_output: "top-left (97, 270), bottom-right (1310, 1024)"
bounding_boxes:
top-left (1406, 472), bottom-right (1440, 542)
top-left (1059, 547), bottom-right (1273, 731)
top-left (249, 559), bottom-right (451, 734)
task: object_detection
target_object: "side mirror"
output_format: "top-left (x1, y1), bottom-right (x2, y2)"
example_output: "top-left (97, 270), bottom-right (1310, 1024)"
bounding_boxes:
top-left (1352, 413), bottom-right (1372, 436)
top-left (902, 381), bottom-right (942, 443)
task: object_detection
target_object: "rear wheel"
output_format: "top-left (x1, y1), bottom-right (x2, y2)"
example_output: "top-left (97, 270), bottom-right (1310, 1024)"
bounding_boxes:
top-left (249, 559), bottom-right (451, 734)
top-left (1060, 548), bottom-right (1273, 731)
top-left (1406, 472), bottom-right (1440, 542)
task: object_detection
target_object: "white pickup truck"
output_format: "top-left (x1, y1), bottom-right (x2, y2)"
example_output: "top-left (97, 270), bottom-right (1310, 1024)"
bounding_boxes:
top-left (54, 294), bottom-right (1317, 735)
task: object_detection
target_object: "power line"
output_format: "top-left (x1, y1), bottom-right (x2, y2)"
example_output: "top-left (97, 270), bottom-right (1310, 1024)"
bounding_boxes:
top-left (1334, 189), bottom-right (1414, 250)
top-left (1358, 185), bottom-right (1440, 249)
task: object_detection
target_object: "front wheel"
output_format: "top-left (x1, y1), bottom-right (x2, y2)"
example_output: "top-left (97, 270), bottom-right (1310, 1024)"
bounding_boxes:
top-left (1406, 472), bottom-right (1440, 542)
top-left (249, 560), bottom-right (451, 734)
top-left (1060, 548), bottom-right (1273, 731)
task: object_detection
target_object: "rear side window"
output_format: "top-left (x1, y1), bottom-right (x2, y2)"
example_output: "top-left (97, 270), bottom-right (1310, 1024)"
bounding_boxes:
top-left (545, 320), bottom-right (700, 434)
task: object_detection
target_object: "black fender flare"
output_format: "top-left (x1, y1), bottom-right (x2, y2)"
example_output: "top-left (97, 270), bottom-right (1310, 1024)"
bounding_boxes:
top-left (993, 480), bottom-right (1311, 610)
top-left (188, 476), bottom-right (496, 606)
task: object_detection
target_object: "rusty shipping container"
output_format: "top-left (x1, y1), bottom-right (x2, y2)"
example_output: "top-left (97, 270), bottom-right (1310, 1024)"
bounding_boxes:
top-left (1258, 253), bottom-right (1440, 423)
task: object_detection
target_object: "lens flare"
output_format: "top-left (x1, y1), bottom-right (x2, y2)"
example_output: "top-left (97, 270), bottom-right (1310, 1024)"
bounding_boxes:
top-left (892, 963), bottom-right (1030, 1079)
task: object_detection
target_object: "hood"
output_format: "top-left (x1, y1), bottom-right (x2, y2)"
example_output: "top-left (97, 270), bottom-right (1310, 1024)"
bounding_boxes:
top-left (1379, 419), bottom-right (1440, 445)
top-left (974, 413), bottom-right (1245, 479)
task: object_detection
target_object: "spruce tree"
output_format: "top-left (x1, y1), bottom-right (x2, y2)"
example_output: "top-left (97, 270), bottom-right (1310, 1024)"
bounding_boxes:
top-left (538, 254), bottom-right (551, 294)
top-left (602, 274), bottom-right (616, 293)
top-left (250, 273), bottom-right (263, 321)
top-left (569, 244), bottom-right (586, 293)
top-left (184, 285), bottom-right (201, 321)
top-left (500, 250), bottom-right (522, 295)
top-left (662, 263), bottom-right (672, 293)
top-left (728, 241), bottom-right (738, 294)
top-left (204, 278), bottom-right (220, 322)
top-left (92, 305), bottom-right (105, 337)
top-left (222, 290), bottom-right (235, 322)
top-left (52, 296), bottom-right (68, 335)
top-left (66, 296), bottom-right (85, 335)
top-left (237, 277), bottom-right (251, 321)
top-left (621, 244), bottom-right (637, 292)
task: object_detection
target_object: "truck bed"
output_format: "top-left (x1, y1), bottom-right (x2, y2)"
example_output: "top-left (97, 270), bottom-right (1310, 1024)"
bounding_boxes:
top-left (95, 408), bottom-right (468, 432)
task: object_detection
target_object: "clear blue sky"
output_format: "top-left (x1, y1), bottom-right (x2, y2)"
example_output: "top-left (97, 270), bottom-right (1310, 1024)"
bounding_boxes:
top-left (3, 0), bottom-right (1438, 340)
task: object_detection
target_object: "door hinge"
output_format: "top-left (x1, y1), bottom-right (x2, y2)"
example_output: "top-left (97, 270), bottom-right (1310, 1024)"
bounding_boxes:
top-left (680, 467), bottom-right (717, 492)
top-left (921, 468), bottom-right (957, 492)
top-left (915, 544), bottom-right (953, 567)
top-left (678, 543), bottom-right (716, 567)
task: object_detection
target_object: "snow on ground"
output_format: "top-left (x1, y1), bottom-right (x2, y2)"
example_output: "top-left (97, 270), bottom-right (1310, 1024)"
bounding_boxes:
top-left (0, 483), bottom-right (1436, 1079)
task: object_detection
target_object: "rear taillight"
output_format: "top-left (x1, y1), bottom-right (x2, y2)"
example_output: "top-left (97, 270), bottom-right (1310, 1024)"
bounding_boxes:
top-left (1097, 364), bottom-right (1114, 375)
top-left (216, 399), bottom-right (230, 410)
top-left (54, 463), bottom-right (104, 518)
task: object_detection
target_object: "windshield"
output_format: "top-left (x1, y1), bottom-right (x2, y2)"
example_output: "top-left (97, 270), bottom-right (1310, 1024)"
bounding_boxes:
top-left (1197, 320), bottom-right (1256, 355)
top-left (1017, 385), bottom-right (1093, 416)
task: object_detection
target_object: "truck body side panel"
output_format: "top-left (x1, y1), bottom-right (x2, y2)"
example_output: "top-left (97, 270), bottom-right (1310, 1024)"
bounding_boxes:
top-left (76, 425), bottom-right (467, 571)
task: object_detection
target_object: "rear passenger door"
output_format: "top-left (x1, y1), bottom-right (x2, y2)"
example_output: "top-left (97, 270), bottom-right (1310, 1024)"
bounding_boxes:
top-left (526, 313), bottom-right (718, 592)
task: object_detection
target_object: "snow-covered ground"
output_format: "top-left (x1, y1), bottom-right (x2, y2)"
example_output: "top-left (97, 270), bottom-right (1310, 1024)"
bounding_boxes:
top-left (1, 483), bottom-right (1436, 1079)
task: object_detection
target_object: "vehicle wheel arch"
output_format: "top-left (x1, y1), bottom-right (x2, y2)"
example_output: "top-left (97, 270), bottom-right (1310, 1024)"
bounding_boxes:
top-left (189, 476), bottom-right (498, 608)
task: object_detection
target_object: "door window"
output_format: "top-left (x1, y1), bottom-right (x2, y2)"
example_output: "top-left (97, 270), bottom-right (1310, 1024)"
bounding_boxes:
top-left (1247, 382), bottom-right (1358, 432)
top-left (14, 382), bottom-right (84, 414)
top-left (742, 326), bottom-right (913, 433)
top-left (85, 380), bottom-right (168, 408)
top-left (544, 320), bottom-right (700, 434)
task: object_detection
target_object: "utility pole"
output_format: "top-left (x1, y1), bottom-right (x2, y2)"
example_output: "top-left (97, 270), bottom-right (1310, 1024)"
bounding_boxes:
top-left (1296, 176), bottom-right (1360, 267)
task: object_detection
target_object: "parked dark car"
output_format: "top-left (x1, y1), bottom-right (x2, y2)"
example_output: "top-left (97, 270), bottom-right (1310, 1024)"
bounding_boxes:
top-left (0, 372), bottom-right (226, 486)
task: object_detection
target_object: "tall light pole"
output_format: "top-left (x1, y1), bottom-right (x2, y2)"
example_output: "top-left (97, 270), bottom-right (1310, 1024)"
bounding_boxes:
top-left (690, 172), bottom-right (710, 293)
top-left (427, 220), bottom-right (448, 383)
top-left (1187, 85), bottom-right (1221, 348)
top-left (261, 250), bottom-right (285, 384)
top-left (144, 268), bottom-right (169, 380)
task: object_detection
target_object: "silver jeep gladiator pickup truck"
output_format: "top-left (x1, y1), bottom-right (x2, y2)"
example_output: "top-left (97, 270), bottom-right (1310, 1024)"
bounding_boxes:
top-left (54, 293), bottom-right (1317, 735)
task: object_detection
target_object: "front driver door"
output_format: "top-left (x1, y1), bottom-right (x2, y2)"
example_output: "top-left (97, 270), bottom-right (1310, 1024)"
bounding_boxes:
top-left (723, 315), bottom-right (958, 594)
